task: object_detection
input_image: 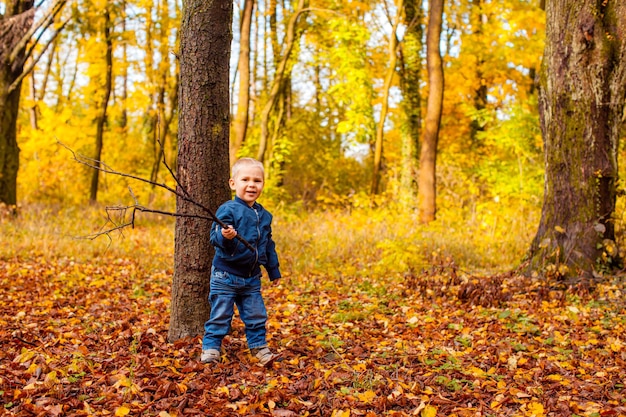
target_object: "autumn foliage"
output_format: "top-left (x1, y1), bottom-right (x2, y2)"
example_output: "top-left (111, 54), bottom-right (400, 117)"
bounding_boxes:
top-left (2, 0), bottom-right (625, 414)
top-left (2, 207), bottom-right (625, 417)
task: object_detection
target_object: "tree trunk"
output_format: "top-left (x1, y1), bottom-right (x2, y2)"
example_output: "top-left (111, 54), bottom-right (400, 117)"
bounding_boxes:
top-left (0, 0), bottom-right (65, 209)
top-left (119, 1), bottom-right (128, 130)
top-left (0, 1), bottom-right (35, 209)
top-left (469, 0), bottom-right (487, 144)
top-left (371, 0), bottom-right (403, 196)
top-left (28, 72), bottom-right (38, 130)
top-left (256, 0), bottom-right (305, 163)
top-left (231, 0), bottom-right (254, 163)
top-left (168, 0), bottom-right (233, 342)
top-left (0, 79), bottom-right (21, 211)
top-left (399, 0), bottom-right (423, 203)
top-left (418, 0), bottom-right (444, 223)
top-left (89, 8), bottom-right (113, 203)
top-left (528, 0), bottom-right (626, 280)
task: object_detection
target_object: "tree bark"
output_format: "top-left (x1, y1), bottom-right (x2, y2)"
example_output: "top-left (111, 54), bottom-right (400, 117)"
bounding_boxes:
top-left (0, 0), bottom-right (65, 209)
top-left (89, 8), bottom-right (113, 203)
top-left (399, 0), bottom-right (423, 203)
top-left (371, 0), bottom-right (403, 196)
top-left (0, 1), bottom-right (35, 209)
top-left (528, 0), bottom-right (626, 280)
top-left (469, 0), bottom-right (487, 144)
top-left (231, 0), bottom-right (254, 164)
top-left (28, 72), bottom-right (38, 130)
top-left (168, 0), bottom-right (233, 342)
top-left (418, 0), bottom-right (444, 223)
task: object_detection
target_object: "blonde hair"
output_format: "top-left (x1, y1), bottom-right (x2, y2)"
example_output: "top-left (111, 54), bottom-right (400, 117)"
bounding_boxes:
top-left (231, 157), bottom-right (264, 179)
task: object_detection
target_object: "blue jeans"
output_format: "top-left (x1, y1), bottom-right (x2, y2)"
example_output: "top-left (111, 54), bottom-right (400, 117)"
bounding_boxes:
top-left (202, 267), bottom-right (269, 351)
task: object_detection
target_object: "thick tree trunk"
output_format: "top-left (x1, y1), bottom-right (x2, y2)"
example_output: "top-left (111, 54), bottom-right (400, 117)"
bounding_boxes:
top-left (0, 1), bottom-right (35, 209)
top-left (168, 0), bottom-right (233, 342)
top-left (399, 0), bottom-right (423, 202)
top-left (0, 85), bottom-right (21, 211)
top-left (528, 1), bottom-right (626, 280)
top-left (418, 0), bottom-right (444, 223)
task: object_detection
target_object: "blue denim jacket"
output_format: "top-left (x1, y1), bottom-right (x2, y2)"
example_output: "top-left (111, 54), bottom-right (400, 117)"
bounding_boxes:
top-left (210, 197), bottom-right (281, 280)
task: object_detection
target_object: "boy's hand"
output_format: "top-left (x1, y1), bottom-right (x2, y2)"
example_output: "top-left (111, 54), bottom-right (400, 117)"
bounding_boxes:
top-left (222, 226), bottom-right (237, 240)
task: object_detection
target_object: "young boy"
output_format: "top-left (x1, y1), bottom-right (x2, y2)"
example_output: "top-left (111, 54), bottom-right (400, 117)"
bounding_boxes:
top-left (201, 158), bottom-right (281, 366)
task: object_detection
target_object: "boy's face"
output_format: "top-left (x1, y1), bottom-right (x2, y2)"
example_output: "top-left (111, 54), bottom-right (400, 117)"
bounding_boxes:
top-left (229, 164), bottom-right (265, 206)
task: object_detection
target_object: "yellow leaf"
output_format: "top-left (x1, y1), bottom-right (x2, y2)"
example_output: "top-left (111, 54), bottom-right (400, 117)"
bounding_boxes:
top-left (545, 374), bottom-right (562, 381)
top-left (608, 337), bottom-right (623, 352)
top-left (44, 371), bottom-right (59, 387)
top-left (14, 348), bottom-right (36, 364)
top-left (112, 376), bottom-right (132, 389)
top-left (115, 406), bottom-right (131, 416)
top-left (554, 225), bottom-right (565, 233)
top-left (491, 393), bottom-right (506, 409)
top-left (353, 362), bottom-right (367, 372)
top-left (466, 366), bottom-right (486, 378)
top-left (421, 405), bottom-right (437, 417)
top-left (525, 401), bottom-right (545, 416)
top-left (357, 390), bottom-right (376, 403)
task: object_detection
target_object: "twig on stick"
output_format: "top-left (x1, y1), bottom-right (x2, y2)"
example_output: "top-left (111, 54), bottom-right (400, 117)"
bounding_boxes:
top-left (60, 141), bottom-right (256, 252)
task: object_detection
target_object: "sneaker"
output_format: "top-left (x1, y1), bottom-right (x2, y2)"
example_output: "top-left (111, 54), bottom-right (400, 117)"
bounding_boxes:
top-left (201, 348), bottom-right (220, 363)
top-left (251, 347), bottom-right (277, 367)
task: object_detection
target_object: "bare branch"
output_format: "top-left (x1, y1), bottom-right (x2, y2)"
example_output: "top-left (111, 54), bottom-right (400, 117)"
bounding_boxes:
top-left (155, 138), bottom-right (191, 199)
top-left (75, 202), bottom-right (214, 241)
top-left (61, 142), bottom-right (256, 252)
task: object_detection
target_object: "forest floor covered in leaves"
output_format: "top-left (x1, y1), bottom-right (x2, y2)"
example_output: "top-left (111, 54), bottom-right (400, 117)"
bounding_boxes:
top-left (1, 256), bottom-right (626, 417)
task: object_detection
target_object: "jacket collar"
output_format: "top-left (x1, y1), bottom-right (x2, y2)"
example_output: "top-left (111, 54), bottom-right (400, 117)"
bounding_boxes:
top-left (234, 196), bottom-right (260, 210)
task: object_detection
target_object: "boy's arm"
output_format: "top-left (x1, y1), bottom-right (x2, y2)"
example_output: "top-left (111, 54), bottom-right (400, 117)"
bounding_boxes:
top-left (210, 206), bottom-right (237, 249)
top-left (265, 230), bottom-right (281, 281)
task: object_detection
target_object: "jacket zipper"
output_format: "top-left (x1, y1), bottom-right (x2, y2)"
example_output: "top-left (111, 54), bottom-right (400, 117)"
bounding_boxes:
top-left (249, 207), bottom-right (260, 276)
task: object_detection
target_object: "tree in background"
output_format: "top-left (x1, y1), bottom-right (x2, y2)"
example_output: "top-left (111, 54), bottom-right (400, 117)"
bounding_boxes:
top-left (9, 0), bottom-right (546, 221)
top-left (144, 0), bottom-right (180, 191)
top-left (371, 0), bottom-right (404, 196)
top-left (89, 6), bottom-right (113, 203)
top-left (0, 0), bottom-right (66, 210)
top-left (168, 0), bottom-right (233, 342)
top-left (231, 0), bottom-right (254, 164)
top-left (398, 0), bottom-right (423, 203)
top-left (256, 0), bottom-right (306, 167)
top-left (468, 0), bottom-right (487, 145)
top-left (527, 0), bottom-right (626, 280)
top-left (417, 0), bottom-right (443, 223)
